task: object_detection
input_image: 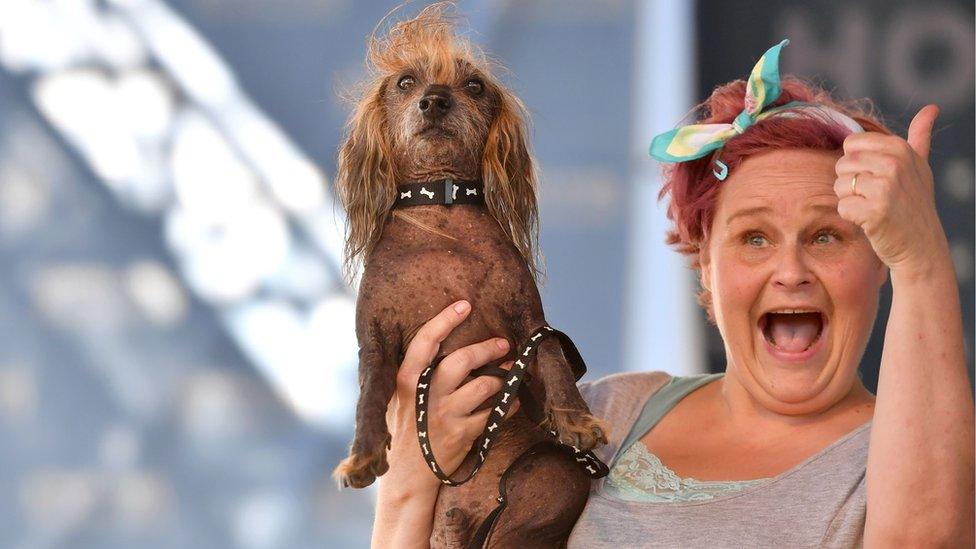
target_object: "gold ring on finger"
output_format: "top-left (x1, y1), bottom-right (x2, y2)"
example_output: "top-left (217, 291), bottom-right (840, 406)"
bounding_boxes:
top-left (850, 173), bottom-right (859, 196)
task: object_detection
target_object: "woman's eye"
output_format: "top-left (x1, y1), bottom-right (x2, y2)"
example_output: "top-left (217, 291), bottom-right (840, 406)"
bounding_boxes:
top-left (745, 233), bottom-right (767, 247)
top-left (397, 75), bottom-right (415, 90)
top-left (464, 78), bottom-right (484, 95)
top-left (813, 231), bottom-right (837, 245)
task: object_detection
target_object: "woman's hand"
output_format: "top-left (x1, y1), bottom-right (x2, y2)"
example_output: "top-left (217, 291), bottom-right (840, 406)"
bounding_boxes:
top-left (833, 104), bottom-right (950, 278)
top-left (372, 300), bottom-right (517, 548)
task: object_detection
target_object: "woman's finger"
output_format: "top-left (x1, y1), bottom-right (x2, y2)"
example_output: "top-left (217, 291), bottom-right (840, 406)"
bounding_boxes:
top-left (445, 360), bottom-right (516, 415)
top-left (833, 172), bottom-right (883, 201)
top-left (836, 194), bottom-right (873, 228)
top-left (835, 151), bottom-right (907, 182)
top-left (842, 131), bottom-right (913, 157)
top-left (430, 337), bottom-right (511, 397)
top-left (461, 398), bottom-right (521, 441)
top-left (906, 104), bottom-right (939, 161)
top-left (398, 300), bottom-right (471, 388)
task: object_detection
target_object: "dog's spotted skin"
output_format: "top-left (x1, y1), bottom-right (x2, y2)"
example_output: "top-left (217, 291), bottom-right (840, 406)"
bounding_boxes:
top-left (332, 4), bottom-right (608, 547)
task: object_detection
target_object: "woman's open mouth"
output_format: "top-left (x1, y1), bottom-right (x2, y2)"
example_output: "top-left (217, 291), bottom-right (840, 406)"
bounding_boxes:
top-left (758, 309), bottom-right (827, 361)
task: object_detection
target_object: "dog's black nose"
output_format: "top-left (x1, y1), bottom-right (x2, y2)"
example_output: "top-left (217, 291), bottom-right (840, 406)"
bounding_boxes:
top-left (419, 86), bottom-right (452, 119)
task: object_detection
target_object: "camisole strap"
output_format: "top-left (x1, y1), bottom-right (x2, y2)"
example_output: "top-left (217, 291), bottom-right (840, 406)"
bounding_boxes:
top-left (611, 373), bottom-right (724, 469)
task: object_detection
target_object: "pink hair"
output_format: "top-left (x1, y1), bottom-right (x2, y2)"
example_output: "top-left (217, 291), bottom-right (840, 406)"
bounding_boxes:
top-left (658, 77), bottom-right (892, 319)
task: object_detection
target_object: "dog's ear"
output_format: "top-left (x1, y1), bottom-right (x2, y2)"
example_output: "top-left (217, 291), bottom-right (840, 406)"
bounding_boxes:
top-left (335, 78), bottom-right (397, 283)
top-left (482, 87), bottom-right (543, 282)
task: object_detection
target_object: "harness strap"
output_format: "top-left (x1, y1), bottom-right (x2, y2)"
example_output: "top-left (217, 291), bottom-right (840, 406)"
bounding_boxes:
top-left (464, 441), bottom-right (562, 549)
top-left (414, 324), bottom-right (609, 486)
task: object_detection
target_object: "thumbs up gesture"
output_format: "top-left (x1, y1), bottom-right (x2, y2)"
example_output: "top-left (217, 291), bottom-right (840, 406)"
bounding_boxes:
top-left (833, 104), bottom-right (951, 277)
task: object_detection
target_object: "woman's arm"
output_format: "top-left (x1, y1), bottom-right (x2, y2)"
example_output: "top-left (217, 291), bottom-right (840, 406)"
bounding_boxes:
top-left (835, 105), bottom-right (975, 546)
top-left (866, 254), bottom-right (974, 546)
top-left (370, 300), bottom-right (517, 548)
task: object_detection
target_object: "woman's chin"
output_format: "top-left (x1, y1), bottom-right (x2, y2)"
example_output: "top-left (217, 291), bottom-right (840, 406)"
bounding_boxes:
top-left (749, 327), bottom-right (840, 409)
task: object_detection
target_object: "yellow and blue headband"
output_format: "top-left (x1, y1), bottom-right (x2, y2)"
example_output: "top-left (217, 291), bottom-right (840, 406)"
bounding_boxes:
top-left (648, 39), bottom-right (865, 180)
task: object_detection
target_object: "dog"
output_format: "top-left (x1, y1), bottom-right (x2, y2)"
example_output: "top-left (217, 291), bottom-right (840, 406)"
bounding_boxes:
top-left (332, 3), bottom-right (608, 546)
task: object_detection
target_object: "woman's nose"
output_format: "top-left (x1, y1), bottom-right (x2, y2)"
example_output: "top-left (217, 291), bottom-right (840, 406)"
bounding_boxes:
top-left (772, 245), bottom-right (814, 290)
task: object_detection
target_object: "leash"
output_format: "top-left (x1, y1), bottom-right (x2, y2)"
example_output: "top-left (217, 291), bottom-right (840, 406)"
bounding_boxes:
top-left (414, 324), bottom-right (609, 486)
top-left (463, 440), bottom-right (568, 549)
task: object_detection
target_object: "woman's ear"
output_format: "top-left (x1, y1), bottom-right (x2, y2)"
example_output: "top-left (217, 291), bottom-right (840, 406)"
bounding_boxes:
top-left (698, 244), bottom-right (713, 293)
top-left (697, 243), bottom-right (717, 324)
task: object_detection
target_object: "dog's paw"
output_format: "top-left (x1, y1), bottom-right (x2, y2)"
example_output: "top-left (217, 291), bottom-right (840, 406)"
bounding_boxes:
top-left (333, 449), bottom-right (389, 489)
top-left (544, 409), bottom-right (610, 452)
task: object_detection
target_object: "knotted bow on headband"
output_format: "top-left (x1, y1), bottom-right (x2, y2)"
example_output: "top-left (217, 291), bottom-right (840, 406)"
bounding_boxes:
top-left (649, 39), bottom-right (865, 180)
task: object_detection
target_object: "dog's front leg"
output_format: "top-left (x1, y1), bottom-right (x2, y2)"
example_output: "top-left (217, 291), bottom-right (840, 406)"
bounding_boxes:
top-left (334, 328), bottom-right (399, 488)
top-left (532, 338), bottom-right (609, 452)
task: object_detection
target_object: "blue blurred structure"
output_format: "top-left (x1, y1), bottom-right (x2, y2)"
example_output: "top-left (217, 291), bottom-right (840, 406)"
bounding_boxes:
top-left (0, 1), bottom-right (663, 547)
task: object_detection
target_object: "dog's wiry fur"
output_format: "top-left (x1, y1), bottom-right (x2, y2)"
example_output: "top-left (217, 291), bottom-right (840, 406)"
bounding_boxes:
top-left (333, 3), bottom-right (608, 546)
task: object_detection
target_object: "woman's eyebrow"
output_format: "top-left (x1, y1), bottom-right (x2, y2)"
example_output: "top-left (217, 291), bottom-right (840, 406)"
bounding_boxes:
top-left (806, 203), bottom-right (839, 215)
top-left (726, 205), bottom-right (772, 225)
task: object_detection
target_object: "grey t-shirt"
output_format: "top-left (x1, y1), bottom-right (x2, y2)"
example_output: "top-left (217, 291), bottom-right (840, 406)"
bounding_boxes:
top-left (567, 371), bottom-right (871, 548)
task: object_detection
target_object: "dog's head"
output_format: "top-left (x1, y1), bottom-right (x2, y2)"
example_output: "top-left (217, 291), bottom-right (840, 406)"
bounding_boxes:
top-left (336, 2), bottom-right (540, 283)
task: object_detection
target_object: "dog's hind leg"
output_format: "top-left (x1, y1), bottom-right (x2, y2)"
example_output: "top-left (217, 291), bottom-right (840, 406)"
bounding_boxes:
top-left (333, 325), bottom-right (399, 488)
top-left (531, 337), bottom-right (608, 452)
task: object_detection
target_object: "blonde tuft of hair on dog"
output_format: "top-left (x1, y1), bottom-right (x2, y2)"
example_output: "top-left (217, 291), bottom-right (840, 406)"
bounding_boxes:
top-left (334, 1), bottom-right (544, 285)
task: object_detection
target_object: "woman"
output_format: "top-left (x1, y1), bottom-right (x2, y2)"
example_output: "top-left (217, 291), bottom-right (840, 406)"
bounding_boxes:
top-left (372, 41), bottom-right (974, 547)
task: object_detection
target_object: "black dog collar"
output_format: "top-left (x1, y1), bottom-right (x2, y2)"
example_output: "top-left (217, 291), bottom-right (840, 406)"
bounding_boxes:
top-left (394, 179), bottom-right (484, 208)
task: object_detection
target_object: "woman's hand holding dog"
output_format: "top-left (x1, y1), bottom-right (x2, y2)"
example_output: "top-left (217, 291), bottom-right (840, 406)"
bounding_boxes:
top-left (373, 300), bottom-right (518, 548)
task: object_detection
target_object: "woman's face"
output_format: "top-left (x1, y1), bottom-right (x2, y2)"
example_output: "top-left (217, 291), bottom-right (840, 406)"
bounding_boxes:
top-left (700, 148), bottom-right (887, 415)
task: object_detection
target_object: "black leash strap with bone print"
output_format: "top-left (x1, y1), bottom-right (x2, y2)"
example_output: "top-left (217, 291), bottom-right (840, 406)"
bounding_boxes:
top-left (414, 324), bottom-right (609, 486)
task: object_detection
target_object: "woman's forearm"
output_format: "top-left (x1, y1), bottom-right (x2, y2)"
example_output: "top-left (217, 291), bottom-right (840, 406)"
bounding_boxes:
top-left (865, 251), bottom-right (975, 546)
top-left (371, 477), bottom-right (438, 549)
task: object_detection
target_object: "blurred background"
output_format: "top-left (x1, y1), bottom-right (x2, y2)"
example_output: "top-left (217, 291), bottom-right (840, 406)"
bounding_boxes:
top-left (0, 0), bottom-right (971, 547)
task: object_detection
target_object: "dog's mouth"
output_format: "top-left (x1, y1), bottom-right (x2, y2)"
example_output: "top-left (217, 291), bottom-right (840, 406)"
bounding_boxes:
top-left (415, 124), bottom-right (455, 138)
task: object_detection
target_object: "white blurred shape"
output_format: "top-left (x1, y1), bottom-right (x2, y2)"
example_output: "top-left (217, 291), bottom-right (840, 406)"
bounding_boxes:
top-left (117, 69), bottom-right (175, 142)
top-left (301, 207), bottom-right (355, 289)
top-left (123, 259), bottom-right (188, 327)
top-left (33, 70), bottom-right (142, 187)
top-left (224, 298), bottom-right (356, 429)
top-left (265, 248), bottom-right (334, 301)
top-left (0, 162), bottom-right (51, 238)
top-left (234, 492), bottom-right (299, 549)
top-left (19, 470), bottom-right (98, 532)
top-left (0, 364), bottom-right (38, 425)
top-left (229, 106), bottom-right (326, 213)
top-left (180, 370), bottom-right (250, 442)
top-left (0, 0), bottom-right (86, 72)
top-left (950, 239), bottom-right (973, 283)
top-left (117, 0), bottom-right (237, 107)
top-left (944, 157), bottom-right (974, 201)
top-left (307, 295), bottom-right (358, 369)
top-left (171, 111), bottom-right (259, 221)
top-left (168, 202), bottom-right (291, 304)
top-left (87, 11), bottom-right (147, 69)
top-left (111, 471), bottom-right (173, 531)
top-left (30, 263), bottom-right (131, 333)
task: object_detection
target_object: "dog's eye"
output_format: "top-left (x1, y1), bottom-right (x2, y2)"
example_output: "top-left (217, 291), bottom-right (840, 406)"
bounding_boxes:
top-left (397, 75), bottom-right (415, 90)
top-left (464, 78), bottom-right (484, 95)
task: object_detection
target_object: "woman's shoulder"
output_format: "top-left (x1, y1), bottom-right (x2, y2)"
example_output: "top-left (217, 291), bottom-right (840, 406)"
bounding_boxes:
top-left (578, 370), bottom-right (672, 399)
top-left (577, 371), bottom-right (673, 424)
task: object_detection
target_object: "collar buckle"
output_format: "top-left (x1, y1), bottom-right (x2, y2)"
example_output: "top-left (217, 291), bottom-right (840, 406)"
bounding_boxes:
top-left (443, 178), bottom-right (454, 205)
